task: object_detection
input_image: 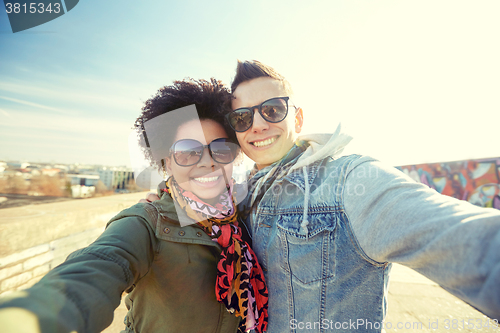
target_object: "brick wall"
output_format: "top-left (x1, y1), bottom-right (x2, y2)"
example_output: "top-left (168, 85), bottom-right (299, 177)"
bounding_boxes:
top-left (0, 192), bottom-right (148, 296)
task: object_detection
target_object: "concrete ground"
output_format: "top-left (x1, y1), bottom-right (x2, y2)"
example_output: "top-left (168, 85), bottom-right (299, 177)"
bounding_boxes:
top-left (102, 264), bottom-right (499, 332)
top-left (384, 264), bottom-right (497, 332)
top-left (0, 193), bottom-right (73, 209)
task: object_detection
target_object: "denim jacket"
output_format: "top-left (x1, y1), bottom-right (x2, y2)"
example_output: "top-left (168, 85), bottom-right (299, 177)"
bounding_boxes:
top-left (243, 126), bottom-right (500, 332)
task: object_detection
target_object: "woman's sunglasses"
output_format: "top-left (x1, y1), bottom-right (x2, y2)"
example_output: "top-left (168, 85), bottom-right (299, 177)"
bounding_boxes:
top-left (169, 138), bottom-right (239, 167)
top-left (225, 97), bottom-right (292, 132)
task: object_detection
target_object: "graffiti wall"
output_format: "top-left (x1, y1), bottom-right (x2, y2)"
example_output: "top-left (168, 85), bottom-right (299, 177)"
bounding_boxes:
top-left (397, 157), bottom-right (500, 210)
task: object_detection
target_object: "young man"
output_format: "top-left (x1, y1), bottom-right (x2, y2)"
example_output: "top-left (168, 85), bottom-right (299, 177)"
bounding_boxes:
top-left (223, 60), bottom-right (500, 332)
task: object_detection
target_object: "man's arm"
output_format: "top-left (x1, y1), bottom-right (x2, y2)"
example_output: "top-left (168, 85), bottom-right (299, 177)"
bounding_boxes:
top-left (343, 160), bottom-right (500, 319)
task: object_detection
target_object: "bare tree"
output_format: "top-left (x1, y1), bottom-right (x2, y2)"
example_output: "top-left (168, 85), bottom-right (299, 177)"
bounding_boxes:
top-left (29, 175), bottom-right (63, 196)
top-left (0, 177), bottom-right (7, 193)
top-left (94, 180), bottom-right (113, 197)
top-left (125, 178), bottom-right (146, 193)
top-left (6, 175), bottom-right (28, 194)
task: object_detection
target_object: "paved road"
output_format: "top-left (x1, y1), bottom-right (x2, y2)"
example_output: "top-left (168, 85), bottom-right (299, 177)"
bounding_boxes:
top-left (102, 264), bottom-right (499, 332)
top-left (385, 264), bottom-right (497, 332)
top-left (0, 193), bottom-right (73, 209)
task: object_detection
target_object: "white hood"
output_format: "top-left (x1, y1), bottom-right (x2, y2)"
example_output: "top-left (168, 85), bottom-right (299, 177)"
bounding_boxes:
top-left (290, 123), bottom-right (353, 172)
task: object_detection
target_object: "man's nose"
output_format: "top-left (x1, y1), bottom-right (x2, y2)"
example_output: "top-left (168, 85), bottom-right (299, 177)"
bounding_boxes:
top-left (251, 109), bottom-right (270, 132)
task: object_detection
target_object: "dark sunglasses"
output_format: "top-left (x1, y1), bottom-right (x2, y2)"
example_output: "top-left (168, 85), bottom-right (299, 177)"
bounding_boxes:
top-left (169, 138), bottom-right (239, 167)
top-left (226, 97), bottom-right (293, 132)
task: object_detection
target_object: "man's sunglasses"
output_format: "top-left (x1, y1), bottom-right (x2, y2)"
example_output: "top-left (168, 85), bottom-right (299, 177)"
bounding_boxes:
top-left (169, 138), bottom-right (239, 167)
top-left (225, 97), bottom-right (293, 133)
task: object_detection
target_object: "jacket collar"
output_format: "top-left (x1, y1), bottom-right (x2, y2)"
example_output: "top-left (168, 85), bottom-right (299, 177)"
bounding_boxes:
top-left (290, 122), bottom-right (352, 172)
top-left (153, 183), bottom-right (188, 224)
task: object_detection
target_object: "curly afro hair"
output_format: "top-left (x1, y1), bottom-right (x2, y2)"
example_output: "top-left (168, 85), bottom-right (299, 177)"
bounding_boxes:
top-left (133, 78), bottom-right (235, 171)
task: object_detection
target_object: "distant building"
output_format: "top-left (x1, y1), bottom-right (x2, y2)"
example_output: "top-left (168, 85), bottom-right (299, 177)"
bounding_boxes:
top-left (41, 168), bottom-right (61, 177)
top-left (53, 164), bottom-right (69, 172)
top-left (25, 165), bottom-right (41, 176)
top-left (97, 167), bottom-right (134, 190)
top-left (0, 162), bottom-right (6, 176)
top-left (72, 164), bottom-right (97, 173)
top-left (6, 162), bottom-right (30, 169)
top-left (71, 185), bottom-right (96, 198)
top-left (66, 174), bottom-right (100, 186)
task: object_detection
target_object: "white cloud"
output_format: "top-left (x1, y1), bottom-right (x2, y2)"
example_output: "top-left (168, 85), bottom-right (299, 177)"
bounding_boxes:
top-left (0, 96), bottom-right (76, 115)
top-left (0, 110), bottom-right (132, 135)
top-left (0, 108), bottom-right (11, 117)
top-left (0, 78), bottom-right (147, 116)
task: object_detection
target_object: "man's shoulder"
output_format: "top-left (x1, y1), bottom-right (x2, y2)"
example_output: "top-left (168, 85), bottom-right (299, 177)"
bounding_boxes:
top-left (321, 154), bottom-right (379, 175)
top-left (289, 154), bottom-right (380, 191)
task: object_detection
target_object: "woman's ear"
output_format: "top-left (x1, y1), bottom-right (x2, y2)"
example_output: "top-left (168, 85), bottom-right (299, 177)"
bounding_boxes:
top-left (163, 157), bottom-right (173, 178)
top-left (233, 150), bottom-right (244, 167)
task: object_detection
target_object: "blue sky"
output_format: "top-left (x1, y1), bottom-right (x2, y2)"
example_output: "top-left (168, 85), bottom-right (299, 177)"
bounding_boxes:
top-left (1, 0), bottom-right (499, 167)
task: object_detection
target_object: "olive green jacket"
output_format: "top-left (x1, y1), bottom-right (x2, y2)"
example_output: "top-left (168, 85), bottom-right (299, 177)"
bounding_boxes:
top-left (0, 191), bottom-right (240, 333)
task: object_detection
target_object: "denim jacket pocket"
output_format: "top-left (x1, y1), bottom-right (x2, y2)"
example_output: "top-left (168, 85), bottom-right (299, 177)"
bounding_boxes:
top-left (277, 213), bottom-right (337, 284)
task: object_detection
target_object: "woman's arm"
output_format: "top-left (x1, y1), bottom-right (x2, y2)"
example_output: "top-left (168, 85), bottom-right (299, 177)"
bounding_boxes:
top-left (0, 204), bottom-right (158, 333)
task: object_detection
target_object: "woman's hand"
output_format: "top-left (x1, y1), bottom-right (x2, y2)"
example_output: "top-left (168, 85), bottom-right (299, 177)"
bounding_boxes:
top-left (139, 192), bottom-right (160, 203)
top-left (0, 308), bottom-right (45, 333)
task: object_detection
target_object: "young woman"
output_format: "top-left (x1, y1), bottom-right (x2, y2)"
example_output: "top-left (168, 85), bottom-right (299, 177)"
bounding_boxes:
top-left (0, 79), bottom-right (268, 333)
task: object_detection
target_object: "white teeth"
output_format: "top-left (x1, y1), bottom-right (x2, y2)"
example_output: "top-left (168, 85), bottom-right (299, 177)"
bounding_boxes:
top-left (252, 137), bottom-right (277, 147)
top-left (194, 176), bottom-right (219, 183)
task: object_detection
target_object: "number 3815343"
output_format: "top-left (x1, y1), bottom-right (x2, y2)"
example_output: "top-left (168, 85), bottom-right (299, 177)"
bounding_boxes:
top-left (5, 3), bottom-right (61, 14)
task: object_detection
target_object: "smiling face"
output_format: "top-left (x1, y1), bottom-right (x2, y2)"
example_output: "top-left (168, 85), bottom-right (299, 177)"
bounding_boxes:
top-left (165, 119), bottom-right (234, 204)
top-left (232, 77), bottom-right (303, 170)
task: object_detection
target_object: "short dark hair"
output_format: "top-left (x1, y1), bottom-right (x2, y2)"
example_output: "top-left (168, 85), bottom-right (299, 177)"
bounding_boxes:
top-left (230, 60), bottom-right (292, 94)
top-left (134, 78), bottom-right (235, 170)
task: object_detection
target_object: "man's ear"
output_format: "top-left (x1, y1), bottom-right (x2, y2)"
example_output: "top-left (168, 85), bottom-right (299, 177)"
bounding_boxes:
top-left (294, 107), bottom-right (304, 134)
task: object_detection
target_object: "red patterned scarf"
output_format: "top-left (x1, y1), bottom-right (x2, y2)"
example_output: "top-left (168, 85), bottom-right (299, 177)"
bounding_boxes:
top-left (164, 177), bottom-right (268, 333)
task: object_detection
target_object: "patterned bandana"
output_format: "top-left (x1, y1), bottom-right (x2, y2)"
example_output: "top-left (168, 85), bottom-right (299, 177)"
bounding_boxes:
top-left (164, 177), bottom-right (269, 333)
top-left (239, 140), bottom-right (310, 222)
